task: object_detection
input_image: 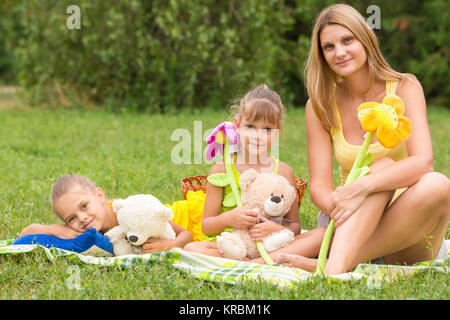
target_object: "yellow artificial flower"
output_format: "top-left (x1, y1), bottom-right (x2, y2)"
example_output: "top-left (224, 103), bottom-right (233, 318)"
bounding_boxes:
top-left (357, 94), bottom-right (411, 148)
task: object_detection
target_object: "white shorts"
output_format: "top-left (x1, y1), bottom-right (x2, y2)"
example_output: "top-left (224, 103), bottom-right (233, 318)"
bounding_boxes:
top-left (317, 211), bottom-right (448, 264)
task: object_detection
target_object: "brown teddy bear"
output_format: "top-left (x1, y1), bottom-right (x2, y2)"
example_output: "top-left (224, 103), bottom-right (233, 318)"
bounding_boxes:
top-left (216, 169), bottom-right (296, 260)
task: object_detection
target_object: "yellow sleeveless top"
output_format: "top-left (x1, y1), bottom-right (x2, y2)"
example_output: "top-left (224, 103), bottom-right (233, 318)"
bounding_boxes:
top-left (330, 80), bottom-right (408, 186)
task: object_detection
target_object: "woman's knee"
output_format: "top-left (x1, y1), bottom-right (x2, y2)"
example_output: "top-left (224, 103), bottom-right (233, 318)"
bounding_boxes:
top-left (417, 172), bottom-right (449, 197)
top-left (415, 172), bottom-right (450, 216)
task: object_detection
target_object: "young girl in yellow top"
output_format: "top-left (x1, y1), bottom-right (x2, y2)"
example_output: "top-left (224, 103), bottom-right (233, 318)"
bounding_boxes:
top-left (184, 85), bottom-right (326, 260)
top-left (19, 173), bottom-right (192, 253)
top-left (277, 4), bottom-right (449, 274)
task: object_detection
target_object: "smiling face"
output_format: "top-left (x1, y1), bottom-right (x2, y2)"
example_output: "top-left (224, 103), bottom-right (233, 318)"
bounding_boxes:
top-left (236, 116), bottom-right (280, 160)
top-left (53, 185), bottom-right (111, 233)
top-left (320, 24), bottom-right (367, 78)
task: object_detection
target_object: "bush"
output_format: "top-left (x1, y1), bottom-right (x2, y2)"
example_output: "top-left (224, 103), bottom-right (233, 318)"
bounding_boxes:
top-left (11, 0), bottom-right (299, 111)
top-left (358, 0), bottom-right (450, 106)
top-left (2, 0), bottom-right (449, 110)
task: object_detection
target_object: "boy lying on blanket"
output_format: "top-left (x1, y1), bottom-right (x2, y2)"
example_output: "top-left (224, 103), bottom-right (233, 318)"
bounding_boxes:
top-left (16, 173), bottom-right (192, 256)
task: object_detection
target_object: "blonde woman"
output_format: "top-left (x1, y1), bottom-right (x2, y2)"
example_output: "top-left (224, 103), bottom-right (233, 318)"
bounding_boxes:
top-left (276, 4), bottom-right (449, 275)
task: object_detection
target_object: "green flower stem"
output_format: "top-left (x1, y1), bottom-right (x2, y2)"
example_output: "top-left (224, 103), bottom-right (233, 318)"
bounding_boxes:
top-left (315, 131), bottom-right (374, 275)
top-left (223, 139), bottom-right (242, 207)
top-left (256, 242), bottom-right (275, 265)
top-left (224, 137), bottom-right (274, 265)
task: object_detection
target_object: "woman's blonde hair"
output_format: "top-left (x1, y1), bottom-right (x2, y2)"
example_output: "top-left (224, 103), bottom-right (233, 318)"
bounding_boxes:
top-left (304, 4), bottom-right (406, 129)
top-left (232, 84), bottom-right (284, 128)
top-left (50, 173), bottom-right (96, 211)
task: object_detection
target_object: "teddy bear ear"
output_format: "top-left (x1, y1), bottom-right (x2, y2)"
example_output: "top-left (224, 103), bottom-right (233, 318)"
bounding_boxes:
top-left (155, 205), bottom-right (174, 220)
top-left (112, 199), bottom-right (125, 213)
top-left (239, 169), bottom-right (259, 192)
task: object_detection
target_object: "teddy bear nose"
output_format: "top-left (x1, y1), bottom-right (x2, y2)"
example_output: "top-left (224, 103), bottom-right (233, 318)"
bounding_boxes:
top-left (271, 196), bottom-right (281, 203)
top-left (128, 235), bottom-right (139, 243)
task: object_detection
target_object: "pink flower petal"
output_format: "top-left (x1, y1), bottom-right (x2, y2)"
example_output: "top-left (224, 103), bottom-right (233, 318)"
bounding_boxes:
top-left (205, 142), bottom-right (221, 161)
top-left (206, 123), bottom-right (226, 144)
top-left (224, 123), bottom-right (238, 144)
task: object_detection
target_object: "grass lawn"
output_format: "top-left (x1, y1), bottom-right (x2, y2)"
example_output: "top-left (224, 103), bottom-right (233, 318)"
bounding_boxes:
top-left (0, 91), bottom-right (448, 300)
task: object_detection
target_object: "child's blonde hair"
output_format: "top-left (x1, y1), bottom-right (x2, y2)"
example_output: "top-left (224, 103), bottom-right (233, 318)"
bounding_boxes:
top-left (304, 4), bottom-right (406, 129)
top-left (50, 173), bottom-right (96, 211)
top-left (232, 84), bottom-right (284, 128)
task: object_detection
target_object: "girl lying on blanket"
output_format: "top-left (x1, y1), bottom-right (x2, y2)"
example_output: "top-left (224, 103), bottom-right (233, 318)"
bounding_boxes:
top-left (19, 173), bottom-right (192, 253)
top-left (183, 84), bottom-right (327, 262)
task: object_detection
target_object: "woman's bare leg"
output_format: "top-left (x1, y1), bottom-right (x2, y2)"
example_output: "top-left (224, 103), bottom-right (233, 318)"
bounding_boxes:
top-left (323, 159), bottom-right (395, 275)
top-left (276, 172), bottom-right (449, 274)
top-left (352, 171), bottom-right (450, 266)
top-left (323, 189), bottom-right (393, 274)
top-left (275, 254), bottom-right (318, 272)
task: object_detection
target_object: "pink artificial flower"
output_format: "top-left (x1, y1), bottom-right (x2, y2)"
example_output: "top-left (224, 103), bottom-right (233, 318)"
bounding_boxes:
top-left (204, 122), bottom-right (239, 160)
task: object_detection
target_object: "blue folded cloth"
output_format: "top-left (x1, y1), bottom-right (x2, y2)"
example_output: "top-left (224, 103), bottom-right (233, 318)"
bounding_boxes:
top-left (12, 228), bottom-right (113, 257)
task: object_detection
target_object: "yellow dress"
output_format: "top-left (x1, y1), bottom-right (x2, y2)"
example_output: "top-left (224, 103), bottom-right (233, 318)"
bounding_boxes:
top-left (330, 80), bottom-right (408, 202)
top-left (168, 191), bottom-right (206, 242)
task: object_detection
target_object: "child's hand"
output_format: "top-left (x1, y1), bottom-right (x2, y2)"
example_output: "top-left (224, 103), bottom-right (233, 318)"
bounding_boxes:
top-left (19, 224), bottom-right (81, 239)
top-left (225, 206), bottom-right (259, 229)
top-left (51, 224), bottom-right (82, 239)
top-left (141, 238), bottom-right (176, 253)
top-left (248, 216), bottom-right (283, 242)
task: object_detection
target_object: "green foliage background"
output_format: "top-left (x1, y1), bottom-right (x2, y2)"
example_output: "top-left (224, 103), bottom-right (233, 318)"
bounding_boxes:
top-left (0, 0), bottom-right (448, 111)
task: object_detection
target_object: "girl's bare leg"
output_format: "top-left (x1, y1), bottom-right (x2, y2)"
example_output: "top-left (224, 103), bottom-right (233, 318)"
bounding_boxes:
top-left (248, 227), bottom-right (326, 267)
top-left (183, 241), bottom-right (223, 257)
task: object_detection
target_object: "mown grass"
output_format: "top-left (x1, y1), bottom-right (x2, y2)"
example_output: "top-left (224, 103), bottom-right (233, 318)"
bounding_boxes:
top-left (0, 95), bottom-right (448, 299)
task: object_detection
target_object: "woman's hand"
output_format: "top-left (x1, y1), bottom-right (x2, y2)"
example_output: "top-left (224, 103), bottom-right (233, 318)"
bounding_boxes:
top-left (248, 216), bottom-right (283, 242)
top-left (141, 238), bottom-right (176, 253)
top-left (328, 177), bottom-right (371, 227)
top-left (224, 206), bottom-right (260, 229)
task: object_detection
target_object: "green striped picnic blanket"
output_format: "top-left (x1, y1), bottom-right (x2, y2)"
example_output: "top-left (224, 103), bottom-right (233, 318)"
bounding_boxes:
top-left (1, 239), bottom-right (448, 288)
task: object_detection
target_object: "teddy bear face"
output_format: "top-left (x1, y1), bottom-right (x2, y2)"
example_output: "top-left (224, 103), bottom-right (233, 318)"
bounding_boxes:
top-left (264, 193), bottom-right (289, 217)
top-left (240, 169), bottom-right (296, 218)
top-left (113, 194), bottom-right (174, 246)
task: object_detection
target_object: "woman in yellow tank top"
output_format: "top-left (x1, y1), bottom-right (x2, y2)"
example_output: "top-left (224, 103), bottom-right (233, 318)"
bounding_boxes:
top-left (276, 4), bottom-right (449, 274)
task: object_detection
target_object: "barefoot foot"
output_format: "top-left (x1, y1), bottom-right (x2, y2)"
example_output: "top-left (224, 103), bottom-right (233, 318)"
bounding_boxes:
top-left (275, 253), bottom-right (317, 272)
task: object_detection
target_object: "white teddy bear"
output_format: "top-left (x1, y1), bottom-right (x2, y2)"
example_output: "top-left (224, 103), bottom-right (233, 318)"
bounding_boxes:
top-left (104, 194), bottom-right (176, 256)
top-left (217, 169), bottom-right (296, 260)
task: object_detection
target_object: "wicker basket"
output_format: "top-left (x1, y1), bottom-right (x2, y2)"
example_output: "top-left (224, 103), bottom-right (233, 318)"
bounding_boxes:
top-left (181, 174), bottom-right (307, 208)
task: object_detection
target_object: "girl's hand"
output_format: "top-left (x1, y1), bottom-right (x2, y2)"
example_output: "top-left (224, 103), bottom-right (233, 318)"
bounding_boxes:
top-left (19, 224), bottom-right (81, 239)
top-left (141, 238), bottom-right (176, 253)
top-left (248, 216), bottom-right (283, 242)
top-left (51, 224), bottom-right (83, 239)
top-left (225, 206), bottom-right (260, 229)
top-left (328, 177), bottom-right (370, 227)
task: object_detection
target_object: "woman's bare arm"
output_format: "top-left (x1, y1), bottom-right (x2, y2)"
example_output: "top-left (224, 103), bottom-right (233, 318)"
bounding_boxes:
top-left (305, 99), bottom-right (335, 215)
